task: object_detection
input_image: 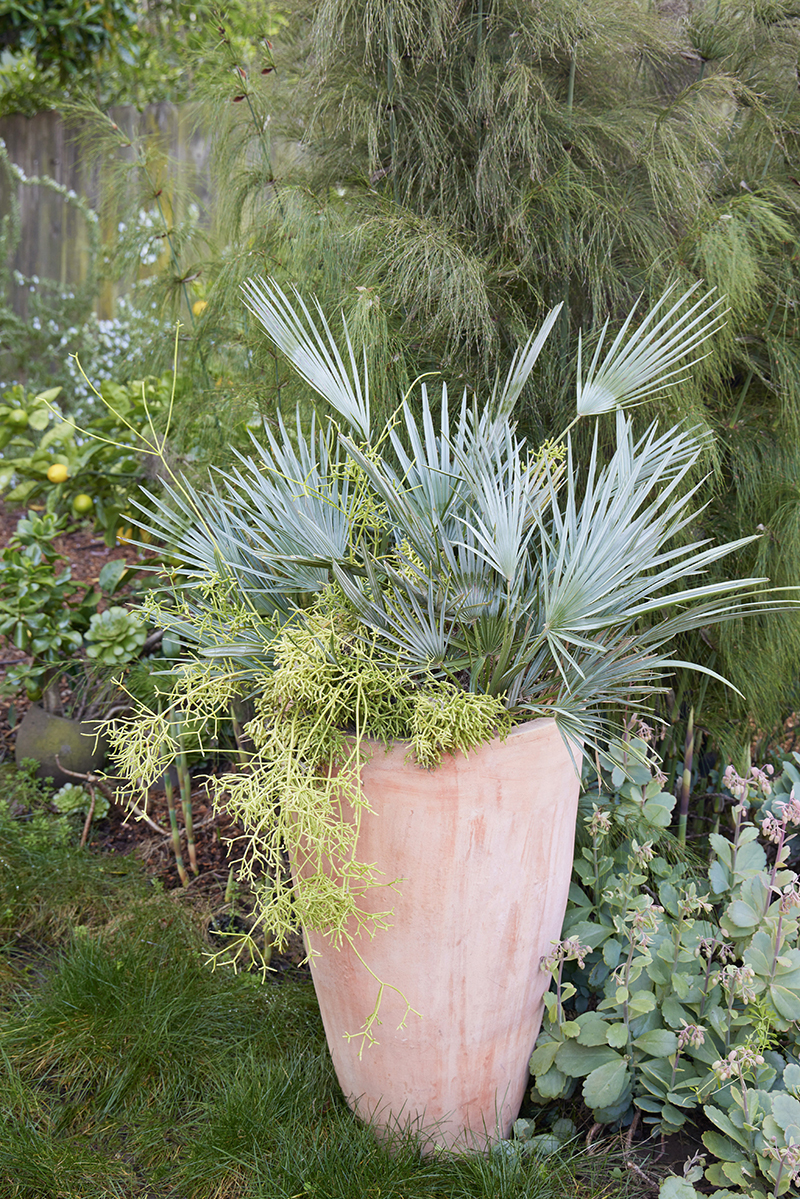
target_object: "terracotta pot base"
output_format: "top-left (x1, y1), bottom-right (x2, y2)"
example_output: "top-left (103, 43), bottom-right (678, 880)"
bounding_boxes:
top-left (299, 717), bottom-right (581, 1153)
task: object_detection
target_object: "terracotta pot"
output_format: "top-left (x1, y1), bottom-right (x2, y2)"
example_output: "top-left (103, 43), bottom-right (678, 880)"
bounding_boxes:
top-left (14, 704), bottom-right (108, 787)
top-left (298, 716), bottom-right (580, 1153)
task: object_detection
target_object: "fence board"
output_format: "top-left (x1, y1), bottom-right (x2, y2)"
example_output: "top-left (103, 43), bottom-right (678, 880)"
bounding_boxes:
top-left (0, 103), bottom-right (213, 320)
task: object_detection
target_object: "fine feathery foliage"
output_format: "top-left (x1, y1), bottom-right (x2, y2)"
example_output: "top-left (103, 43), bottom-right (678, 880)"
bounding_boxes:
top-left (106, 281), bottom-right (795, 1042)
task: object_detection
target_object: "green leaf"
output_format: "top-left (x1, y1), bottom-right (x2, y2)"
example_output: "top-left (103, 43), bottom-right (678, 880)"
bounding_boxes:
top-left (529, 1040), bottom-right (561, 1075)
top-left (661, 1101), bottom-right (689, 1128)
top-left (28, 406), bottom-right (54, 431)
top-left (726, 900), bottom-right (761, 931)
top-left (564, 920), bottom-right (612, 950)
top-left (745, 931), bottom-right (774, 978)
top-left (704, 1163), bottom-right (729, 1187)
top-left (709, 860), bottom-right (729, 894)
top-left (634, 1029), bottom-right (679, 1057)
top-left (769, 982), bottom-right (800, 1022)
top-left (706, 1105), bottom-right (749, 1150)
top-left (526, 1132), bottom-right (562, 1155)
top-left (659, 1177), bottom-right (699, 1198)
top-left (576, 1014), bottom-right (611, 1046)
top-left (770, 1092), bottom-right (800, 1140)
top-left (642, 798), bottom-right (674, 827)
top-left (628, 989), bottom-right (657, 1016)
top-left (732, 840), bottom-right (767, 877)
top-left (98, 558), bottom-right (132, 594)
top-left (551, 1117), bottom-right (577, 1141)
top-left (709, 834), bottom-right (732, 866)
top-left (661, 995), bottom-right (690, 1028)
top-left (603, 938), bottom-right (622, 967)
top-left (702, 1130), bottom-right (747, 1162)
top-left (660, 882), bottom-right (680, 916)
top-left (535, 1066), bottom-right (568, 1099)
top-left (636, 1095), bottom-right (666, 1113)
top-left (583, 1058), bottom-right (630, 1110)
top-left (556, 1040), bottom-right (620, 1077)
top-left (720, 1161), bottom-right (755, 1187)
top-left (606, 1023), bottom-right (629, 1048)
top-left (784, 1063), bottom-right (800, 1095)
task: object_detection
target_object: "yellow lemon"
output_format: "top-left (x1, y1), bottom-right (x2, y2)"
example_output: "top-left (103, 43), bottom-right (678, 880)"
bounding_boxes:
top-left (192, 300), bottom-right (208, 317)
top-left (117, 526), bottom-right (133, 544)
top-left (46, 463), bottom-right (69, 484)
top-left (72, 493), bottom-right (94, 515)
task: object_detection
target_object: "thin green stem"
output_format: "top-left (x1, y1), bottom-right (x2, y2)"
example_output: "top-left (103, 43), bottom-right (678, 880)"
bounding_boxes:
top-left (163, 758), bottom-right (189, 887)
top-left (387, 5), bottom-right (399, 208)
top-left (172, 714), bottom-right (198, 875)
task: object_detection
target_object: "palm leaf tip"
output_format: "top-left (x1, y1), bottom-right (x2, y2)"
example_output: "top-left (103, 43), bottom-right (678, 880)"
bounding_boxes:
top-left (576, 282), bottom-right (728, 418)
top-left (240, 275), bottom-right (371, 440)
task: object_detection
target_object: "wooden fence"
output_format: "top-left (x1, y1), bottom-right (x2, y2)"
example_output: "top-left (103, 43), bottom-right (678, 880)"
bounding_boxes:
top-left (0, 103), bottom-right (213, 319)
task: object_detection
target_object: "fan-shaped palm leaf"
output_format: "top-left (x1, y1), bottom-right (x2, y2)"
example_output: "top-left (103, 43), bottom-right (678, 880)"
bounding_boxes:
top-left (576, 283), bottom-right (728, 416)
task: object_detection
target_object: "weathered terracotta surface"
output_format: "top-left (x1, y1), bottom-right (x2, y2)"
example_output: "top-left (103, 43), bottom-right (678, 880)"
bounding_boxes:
top-left (14, 704), bottom-right (108, 787)
top-left (300, 717), bottom-right (581, 1152)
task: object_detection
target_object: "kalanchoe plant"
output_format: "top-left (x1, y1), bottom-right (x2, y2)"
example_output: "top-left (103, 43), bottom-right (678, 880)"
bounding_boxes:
top-left (524, 746), bottom-right (800, 1199)
top-left (105, 278), bottom-right (797, 1045)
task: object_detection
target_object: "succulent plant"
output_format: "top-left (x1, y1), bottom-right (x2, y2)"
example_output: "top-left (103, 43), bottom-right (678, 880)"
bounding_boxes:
top-left (51, 782), bottom-right (109, 820)
top-left (84, 605), bottom-right (146, 665)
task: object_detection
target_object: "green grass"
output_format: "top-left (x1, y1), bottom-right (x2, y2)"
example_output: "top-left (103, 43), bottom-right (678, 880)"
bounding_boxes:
top-left (0, 766), bottom-right (638, 1199)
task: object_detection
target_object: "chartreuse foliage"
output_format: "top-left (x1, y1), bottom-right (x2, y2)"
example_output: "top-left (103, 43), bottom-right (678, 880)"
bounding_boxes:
top-left (525, 741), bottom-right (800, 1197)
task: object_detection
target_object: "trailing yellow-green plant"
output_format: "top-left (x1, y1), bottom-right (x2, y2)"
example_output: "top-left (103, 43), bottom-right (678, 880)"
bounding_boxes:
top-left (109, 581), bottom-right (509, 1045)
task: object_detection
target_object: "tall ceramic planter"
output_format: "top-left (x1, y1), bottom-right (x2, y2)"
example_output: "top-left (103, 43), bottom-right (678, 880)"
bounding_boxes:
top-left (299, 716), bottom-right (581, 1153)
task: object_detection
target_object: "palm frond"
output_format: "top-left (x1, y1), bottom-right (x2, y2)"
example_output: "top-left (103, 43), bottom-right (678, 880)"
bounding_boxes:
top-left (576, 283), bottom-right (728, 416)
top-left (241, 276), bottom-right (372, 439)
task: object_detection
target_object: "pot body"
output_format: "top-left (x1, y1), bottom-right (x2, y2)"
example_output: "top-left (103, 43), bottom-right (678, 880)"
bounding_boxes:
top-left (14, 704), bottom-right (108, 787)
top-left (300, 716), bottom-right (580, 1153)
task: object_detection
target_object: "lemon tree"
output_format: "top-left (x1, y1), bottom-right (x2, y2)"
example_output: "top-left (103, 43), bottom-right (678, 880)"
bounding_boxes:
top-left (0, 377), bottom-right (170, 545)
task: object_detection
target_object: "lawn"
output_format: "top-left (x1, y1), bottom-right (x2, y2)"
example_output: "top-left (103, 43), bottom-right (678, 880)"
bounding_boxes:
top-left (0, 762), bottom-right (640, 1199)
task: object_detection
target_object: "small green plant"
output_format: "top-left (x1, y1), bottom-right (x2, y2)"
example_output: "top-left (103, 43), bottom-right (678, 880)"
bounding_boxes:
top-left (524, 741), bottom-right (800, 1198)
top-left (52, 782), bottom-right (110, 822)
top-left (84, 606), bottom-right (147, 665)
top-left (0, 510), bottom-right (147, 715)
